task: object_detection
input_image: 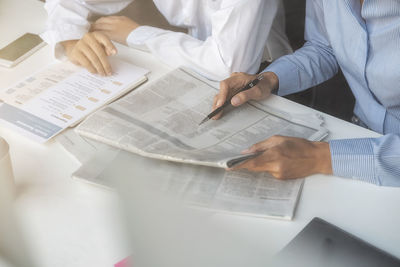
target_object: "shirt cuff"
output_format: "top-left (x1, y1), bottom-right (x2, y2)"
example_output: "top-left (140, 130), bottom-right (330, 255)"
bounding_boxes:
top-left (40, 24), bottom-right (88, 60)
top-left (264, 58), bottom-right (301, 96)
top-left (329, 138), bottom-right (378, 184)
top-left (126, 26), bottom-right (168, 47)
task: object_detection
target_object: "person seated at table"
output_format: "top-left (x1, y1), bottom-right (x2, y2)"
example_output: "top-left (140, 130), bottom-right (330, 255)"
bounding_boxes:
top-left (211, 0), bottom-right (400, 186)
top-left (41, 0), bottom-right (292, 81)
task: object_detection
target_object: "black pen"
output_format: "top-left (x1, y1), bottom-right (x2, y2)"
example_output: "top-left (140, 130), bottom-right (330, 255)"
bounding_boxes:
top-left (199, 75), bottom-right (264, 125)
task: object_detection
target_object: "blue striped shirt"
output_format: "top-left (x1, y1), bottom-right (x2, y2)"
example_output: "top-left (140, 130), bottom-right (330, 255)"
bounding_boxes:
top-left (265, 0), bottom-right (400, 186)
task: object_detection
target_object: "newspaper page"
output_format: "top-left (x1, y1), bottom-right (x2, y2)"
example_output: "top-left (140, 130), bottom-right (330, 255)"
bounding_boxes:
top-left (76, 68), bottom-right (328, 168)
top-left (0, 58), bottom-right (148, 142)
top-left (56, 128), bottom-right (119, 164)
top-left (151, 162), bottom-right (303, 220)
top-left (74, 151), bottom-right (303, 219)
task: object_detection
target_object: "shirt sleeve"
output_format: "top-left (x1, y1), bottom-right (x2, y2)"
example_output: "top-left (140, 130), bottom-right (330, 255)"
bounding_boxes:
top-left (126, 0), bottom-right (278, 81)
top-left (329, 134), bottom-right (400, 187)
top-left (40, 0), bottom-right (131, 59)
top-left (265, 0), bottom-right (339, 96)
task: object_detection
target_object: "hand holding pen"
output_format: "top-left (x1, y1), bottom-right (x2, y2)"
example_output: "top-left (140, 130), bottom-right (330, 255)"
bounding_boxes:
top-left (200, 72), bottom-right (279, 125)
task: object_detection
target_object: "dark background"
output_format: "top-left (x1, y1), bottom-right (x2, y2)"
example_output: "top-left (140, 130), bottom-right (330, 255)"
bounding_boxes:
top-left (283, 0), bottom-right (355, 121)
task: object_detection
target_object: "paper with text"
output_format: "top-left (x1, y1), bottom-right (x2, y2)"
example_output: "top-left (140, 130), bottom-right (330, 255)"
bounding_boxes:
top-left (76, 68), bottom-right (328, 168)
top-left (73, 151), bottom-right (304, 220)
top-left (0, 58), bottom-right (148, 142)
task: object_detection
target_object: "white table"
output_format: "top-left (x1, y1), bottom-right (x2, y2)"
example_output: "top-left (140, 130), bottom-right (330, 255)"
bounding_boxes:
top-left (1, 0), bottom-right (399, 266)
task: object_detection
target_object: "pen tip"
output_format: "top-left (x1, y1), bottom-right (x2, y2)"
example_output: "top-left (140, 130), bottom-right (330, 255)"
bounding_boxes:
top-left (199, 117), bottom-right (209, 126)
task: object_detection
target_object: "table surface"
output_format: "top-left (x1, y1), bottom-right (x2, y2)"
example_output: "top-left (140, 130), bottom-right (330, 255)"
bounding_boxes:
top-left (1, 0), bottom-right (399, 266)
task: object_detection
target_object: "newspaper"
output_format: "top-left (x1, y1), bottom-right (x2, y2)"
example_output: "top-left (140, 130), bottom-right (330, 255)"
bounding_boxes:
top-left (76, 68), bottom-right (328, 168)
top-left (62, 129), bottom-right (301, 218)
top-left (72, 68), bottom-right (328, 219)
top-left (74, 151), bottom-right (304, 219)
top-left (56, 128), bottom-right (119, 164)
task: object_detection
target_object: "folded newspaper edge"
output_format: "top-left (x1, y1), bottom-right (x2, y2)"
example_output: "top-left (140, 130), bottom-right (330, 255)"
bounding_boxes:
top-left (75, 68), bottom-right (329, 169)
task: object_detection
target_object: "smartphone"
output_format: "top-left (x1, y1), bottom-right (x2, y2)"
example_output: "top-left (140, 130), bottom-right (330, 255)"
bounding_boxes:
top-left (0, 33), bottom-right (45, 68)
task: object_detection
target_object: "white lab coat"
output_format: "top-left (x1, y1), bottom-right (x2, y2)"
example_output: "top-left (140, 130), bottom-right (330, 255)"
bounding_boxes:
top-left (41, 0), bottom-right (292, 81)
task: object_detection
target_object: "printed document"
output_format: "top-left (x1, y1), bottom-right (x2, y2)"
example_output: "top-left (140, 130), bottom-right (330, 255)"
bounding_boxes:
top-left (73, 68), bottom-right (329, 219)
top-left (76, 68), bottom-right (328, 168)
top-left (0, 58), bottom-right (148, 142)
top-left (73, 151), bottom-right (304, 219)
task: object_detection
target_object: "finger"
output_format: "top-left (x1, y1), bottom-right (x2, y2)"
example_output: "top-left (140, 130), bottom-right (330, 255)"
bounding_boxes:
top-left (69, 55), bottom-right (80, 66)
top-left (212, 99), bottom-right (224, 120)
top-left (91, 23), bottom-right (114, 32)
top-left (84, 34), bottom-right (112, 75)
top-left (212, 95), bottom-right (218, 109)
top-left (211, 80), bottom-right (230, 120)
top-left (213, 76), bottom-right (244, 119)
top-left (218, 79), bottom-right (230, 105)
top-left (212, 74), bottom-right (255, 119)
top-left (230, 85), bottom-right (264, 106)
top-left (268, 162), bottom-right (289, 180)
top-left (76, 52), bottom-right (97, 74)
top-left (79, 42), bottom-right (106, 75)
top-left (231, 72), bottom-right (242, 77)
top-left (242, 136), bottom-right (285, 154)
top-left (94, 31), bottom-right (117, 56)
top-left (230, 155), bottom-right (275, 172)
top-left (212, 95), bottom-right (221, 114)
top-left (94, 16), bottom-right (118, 24)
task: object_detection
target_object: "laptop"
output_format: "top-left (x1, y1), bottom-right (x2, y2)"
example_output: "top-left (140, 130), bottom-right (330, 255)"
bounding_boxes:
top-left (271, 217), bottom-right (400, 267)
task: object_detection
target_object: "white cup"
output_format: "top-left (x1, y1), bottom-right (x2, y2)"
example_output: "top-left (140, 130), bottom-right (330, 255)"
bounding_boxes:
top-left (0, 137), bottom-right (31, 267)
top-left (0, 137), bottom-right (15, 199)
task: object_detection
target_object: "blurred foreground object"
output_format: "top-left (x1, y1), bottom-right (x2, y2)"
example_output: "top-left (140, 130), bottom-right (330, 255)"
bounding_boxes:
top-left (0, 137), bottom-right (33, 267)
top-left (270, 217), bottom-right (400, 267)
top-left (0, 137), bottom-right (14, 195)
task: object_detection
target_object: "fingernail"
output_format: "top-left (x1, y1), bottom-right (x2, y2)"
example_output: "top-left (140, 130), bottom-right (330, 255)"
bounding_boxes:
top-left (231, 96), bottom-right (240, 106)
top-left (111, 49), bottom-right (117, 55)
top-left (216, 100), bottom-right (223, 107)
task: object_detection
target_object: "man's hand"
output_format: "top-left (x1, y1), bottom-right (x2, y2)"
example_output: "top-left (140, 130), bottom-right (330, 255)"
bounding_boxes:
top-left (231, 136), bottom-right (333, 179)
top-left (62, 31), bottom-right (117, 76)
top-left (91, 16), bottom-right (140, 45)
top-left (212, 72), bottom-right (279, 119)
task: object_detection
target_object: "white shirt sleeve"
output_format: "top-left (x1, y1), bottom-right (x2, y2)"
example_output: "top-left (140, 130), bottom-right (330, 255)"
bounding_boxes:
top-left (127, 0), bottom-right (279, 81)
top-left (41, 0), bottom-right (132, 59)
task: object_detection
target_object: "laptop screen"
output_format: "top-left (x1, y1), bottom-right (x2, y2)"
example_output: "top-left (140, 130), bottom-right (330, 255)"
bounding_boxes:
top-left (271, 217), bottom-right (400, 267)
